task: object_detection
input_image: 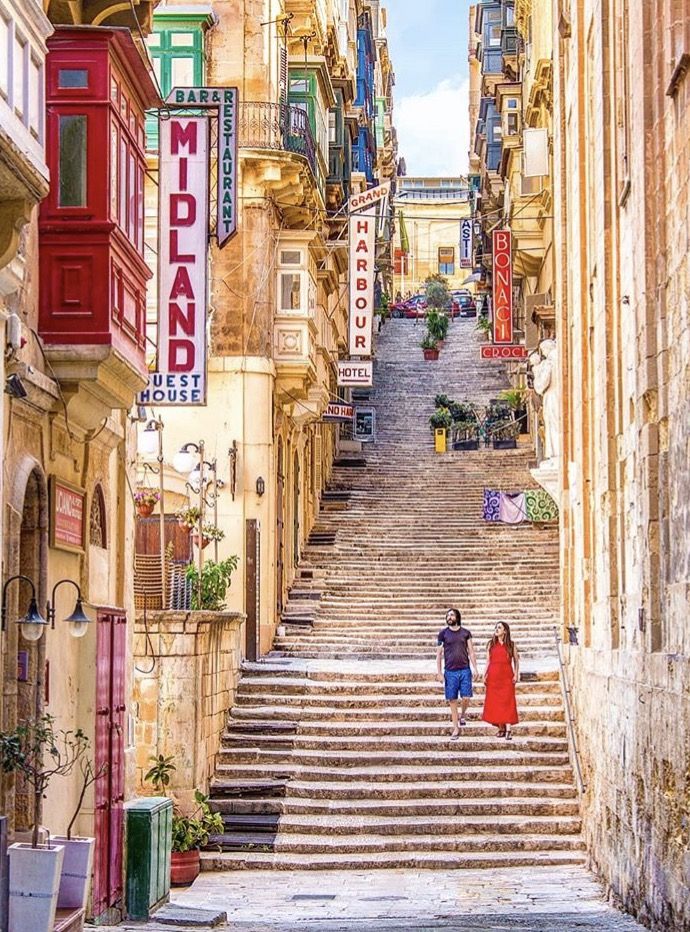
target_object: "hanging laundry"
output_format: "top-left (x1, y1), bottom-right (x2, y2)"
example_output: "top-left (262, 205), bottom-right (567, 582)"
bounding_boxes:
top-left (483, 489), bottom-right (501, 522)
top-left (499, 491), bottom-right (527, 524)
top-left (525, 488), bottom-right (559, 522)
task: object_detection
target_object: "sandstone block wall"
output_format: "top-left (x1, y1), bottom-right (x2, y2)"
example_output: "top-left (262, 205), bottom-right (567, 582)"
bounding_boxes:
top-left (133, 610), bottom-right (245, 811)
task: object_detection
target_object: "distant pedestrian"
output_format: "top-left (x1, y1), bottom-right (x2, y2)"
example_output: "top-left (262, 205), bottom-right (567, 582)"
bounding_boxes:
top-left (436, 609), bottom-right (479, 740)
top-left (482, 622), bottom-right (520, 739)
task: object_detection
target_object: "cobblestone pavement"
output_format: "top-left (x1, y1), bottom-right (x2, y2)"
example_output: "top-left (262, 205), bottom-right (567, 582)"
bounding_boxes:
top-left (105, 865), bottom-right (646, 930)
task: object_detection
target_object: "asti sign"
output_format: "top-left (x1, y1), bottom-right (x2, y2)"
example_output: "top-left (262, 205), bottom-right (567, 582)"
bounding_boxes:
top-left (349, 210), bottom-right (376, 356)
top-left (492, 230), bottom-right (513, 344)
top-left (460, 219), bottom-right (472, 268)
top-left (147, 117), bottom-right (209, 405)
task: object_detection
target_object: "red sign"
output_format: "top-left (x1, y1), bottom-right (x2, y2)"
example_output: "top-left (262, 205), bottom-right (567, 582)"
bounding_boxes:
top-left (480, 345), bottom-right (528, 360)
top-left (50, 477), bottom-right (86, 552)
top-left (492, 230), bottom-right (513, 344)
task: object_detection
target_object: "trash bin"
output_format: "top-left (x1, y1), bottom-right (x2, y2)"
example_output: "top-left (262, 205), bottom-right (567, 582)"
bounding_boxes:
top-left (434, 428), bottom-right (447, 453)
top-left (125, 797), bottom-right (172, 920)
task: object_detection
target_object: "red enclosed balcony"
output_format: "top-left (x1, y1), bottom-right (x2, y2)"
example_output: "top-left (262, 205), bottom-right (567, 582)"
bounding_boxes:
top-left (39, 27), bottom-right (160, 427)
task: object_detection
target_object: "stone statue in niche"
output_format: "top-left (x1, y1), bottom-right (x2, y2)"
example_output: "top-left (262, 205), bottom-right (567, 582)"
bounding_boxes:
top-left (531, 339), bottom-right (560, 462)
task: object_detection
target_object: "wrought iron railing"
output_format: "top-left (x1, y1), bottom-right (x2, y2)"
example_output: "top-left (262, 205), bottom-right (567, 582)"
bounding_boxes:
top-left (238, 101), bottom-right (316, 177)
top-left (553, 625), bottom-right (587, 795)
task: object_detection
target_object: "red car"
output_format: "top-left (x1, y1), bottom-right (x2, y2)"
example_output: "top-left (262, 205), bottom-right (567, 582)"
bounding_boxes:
top-left (402, 295), bottom-right (428, 318)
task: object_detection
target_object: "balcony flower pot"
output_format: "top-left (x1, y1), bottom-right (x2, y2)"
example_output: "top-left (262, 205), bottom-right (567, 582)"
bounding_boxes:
top-left (52, 836), bottom-right (95, 910)
top-left (170, 849), bottom-right (200, 886)
top-left (493, 438), bottom-right (517, 450)
top-left (8, 841), bottom-right (65, 932)
top-left (422, 348), bottom-right (440, 361)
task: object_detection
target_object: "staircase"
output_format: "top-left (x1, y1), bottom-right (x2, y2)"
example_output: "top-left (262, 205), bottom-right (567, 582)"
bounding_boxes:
top-left (203, 317), bottom-right (583, 871)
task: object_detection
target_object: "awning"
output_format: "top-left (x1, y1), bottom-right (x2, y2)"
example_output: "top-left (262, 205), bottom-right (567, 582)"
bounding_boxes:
top-left (398, 209), bottom-right (409, 254)
top-left (461, 271), bottom-right (482, 285)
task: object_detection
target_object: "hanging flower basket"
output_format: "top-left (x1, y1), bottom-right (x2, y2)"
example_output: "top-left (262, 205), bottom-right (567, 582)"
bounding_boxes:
top-left (191, 533), bottom-right (211, 550)
top-left (134, 489), bottom-right (159, 517)
top-left (136, 502), bottom-right (155, 518)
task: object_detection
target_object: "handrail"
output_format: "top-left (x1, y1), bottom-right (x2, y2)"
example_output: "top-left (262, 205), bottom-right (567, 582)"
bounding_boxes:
top-left (553, 624), bottom-right (587, 795)
top-left (238, 101), bottom-right (317, 178)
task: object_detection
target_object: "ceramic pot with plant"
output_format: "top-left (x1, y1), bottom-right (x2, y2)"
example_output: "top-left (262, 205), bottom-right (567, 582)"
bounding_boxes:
top-left (170, 791), bottom-right (224, 886)
top-left (134, 488), bottom-right (160, 517)
top-left (0, 715), bottom-right (90, 932)
top-left (176, 506), bottom-right (201, 530)
top-left (185, 556), bottom-right (239, 611)
top-left (192, 523), bottom-right (225, 550)
top-left (421, 333), bottom-right (439, 361)
top-left (475, 316), bottom-right (492, 340)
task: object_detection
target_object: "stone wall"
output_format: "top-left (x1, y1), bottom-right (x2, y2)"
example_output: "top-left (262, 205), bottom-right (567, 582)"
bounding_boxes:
top-left (133, 610), bottom-right (245, 811)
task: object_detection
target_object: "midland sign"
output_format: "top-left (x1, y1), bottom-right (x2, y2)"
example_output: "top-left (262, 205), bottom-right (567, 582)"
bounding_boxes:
top-left (349, 210), bottom-right (376, 356)
top-left (492, 230), bottom-right (513, 344)
top-left (337, 360), bottom-right (373, 387)
top-left (480, 345), bottom-right (528, 360)
top-left (143, 117), bottom-right (209, 406)
top-left (167, 87), bottom-right (238, 245)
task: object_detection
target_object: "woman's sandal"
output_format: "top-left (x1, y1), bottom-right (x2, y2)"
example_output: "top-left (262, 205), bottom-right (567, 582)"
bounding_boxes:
top-left (496, 727), bottom-right (506, 737)
top-left (505, 731), bottom-right (513, 741)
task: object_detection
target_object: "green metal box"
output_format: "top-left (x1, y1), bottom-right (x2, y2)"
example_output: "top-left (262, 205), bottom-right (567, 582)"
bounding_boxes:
top-left (125, 796), bottom-right (172, 919)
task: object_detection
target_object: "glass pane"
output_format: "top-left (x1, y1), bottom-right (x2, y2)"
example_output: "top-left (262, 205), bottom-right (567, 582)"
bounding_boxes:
top-left (59, 68), bottom-right (88, 88)
top-left (171, 32), bottom-right (195, 47)
top-left (280, 250), bottom-right (302, 266)
top-left (289, 78), bottom-right (308, 92)
top-left (0, 15), bottom-right (10, 98)
top-left (280, 273), bottom-right (301, 311)
top-left (147, 32), bottom-right (161, 48)
top-left (110, 122), bottom-right (118, 220)
top-left (13, 35), bottom-right (26, 116)
top-left (128, 149), bottom-right (136, 240)
top-left (59, 114), bottom-right (87, 207)
top-left (119, 137), bottom-right (127, 224)
top-left (29, 57), bottom-right (41, 138)
top-left (171, 56), bottom-right (195, 86)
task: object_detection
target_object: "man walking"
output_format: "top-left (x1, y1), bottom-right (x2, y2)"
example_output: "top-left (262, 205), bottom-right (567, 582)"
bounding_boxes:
top-left (436, 608), bottom-right (479, 740)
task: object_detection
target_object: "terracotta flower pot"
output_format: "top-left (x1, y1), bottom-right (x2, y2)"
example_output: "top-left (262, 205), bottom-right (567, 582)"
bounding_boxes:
top-left (170, 849), bottom-right (200, 886)
top-left (192, 534), bottom-right (211, 549)
top-left (423, 348), bottom-right (440, 361)
top-left (136, 503), bottom-right (154, 517)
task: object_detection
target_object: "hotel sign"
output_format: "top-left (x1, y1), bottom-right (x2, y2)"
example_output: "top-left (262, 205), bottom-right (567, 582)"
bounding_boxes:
top-left (337, 360), bottom-right (373, 387)
top-left (460, 219), bottom-right (472, 268)
top-left (50, 477), bottom-right (86, 553)
top-left (144, 116), bottom-right (209, 406)
top-left (349, 210), bottom-right (376, 356)
top-left (167, 87), bottom-right (239, 245)
top-left (480, 345), bottom-right (528, 360)
top-left (492, 230), bottom-right (513, 344)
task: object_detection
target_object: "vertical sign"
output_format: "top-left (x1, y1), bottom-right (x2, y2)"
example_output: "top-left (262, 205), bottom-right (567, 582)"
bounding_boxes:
top-left (492, 229), bottom-right (513, 344)
top-left (153, 116), bottom-right (209, 405)
top-left (460, 219), bottom-right (473, 268)
top-left (168, 87), bottom-right (239, 244)
top-left (349, 208), bottom-right (376, 356)
top-left (49, 477), bottom-right (86, 552)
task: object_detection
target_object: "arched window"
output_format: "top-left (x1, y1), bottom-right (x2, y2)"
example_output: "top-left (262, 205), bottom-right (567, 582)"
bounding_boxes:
top-left (89, 484), bottom-right (107, 549)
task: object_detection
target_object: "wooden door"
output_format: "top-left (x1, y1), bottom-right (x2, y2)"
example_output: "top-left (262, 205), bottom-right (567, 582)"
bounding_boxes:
top-left (276, 441), bottom-right (284, 618)
top-left (93, 609), bottom-right (126, 919)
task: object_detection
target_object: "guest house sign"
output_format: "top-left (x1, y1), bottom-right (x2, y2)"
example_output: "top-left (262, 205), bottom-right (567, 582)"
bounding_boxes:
top-left (492, 230), bottom-right (514, 344)
top-left (49, 477), bottom-right (86, 553)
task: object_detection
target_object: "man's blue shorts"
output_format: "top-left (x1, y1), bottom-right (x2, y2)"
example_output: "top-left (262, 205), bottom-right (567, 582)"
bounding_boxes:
top-left (444, 667), bottom-right (473, 701)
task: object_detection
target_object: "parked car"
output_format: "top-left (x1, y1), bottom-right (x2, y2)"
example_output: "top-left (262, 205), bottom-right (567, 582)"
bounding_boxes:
top-left (403, 294), bottom-right (428, 318)
top-left (452, 290), bottom-right (477, 317)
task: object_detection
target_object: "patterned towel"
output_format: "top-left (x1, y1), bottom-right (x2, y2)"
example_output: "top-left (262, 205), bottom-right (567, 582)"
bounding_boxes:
top-left (525, 488), bottom-right (559, 522)
top-left (483, 489), bottom-right (501, 522)
top-left (499, 492), bottom-right (527, 524)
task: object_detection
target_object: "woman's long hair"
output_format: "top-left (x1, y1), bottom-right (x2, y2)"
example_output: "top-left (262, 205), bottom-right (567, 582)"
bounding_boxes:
top-left (488, 622), bottom-right (515, 658)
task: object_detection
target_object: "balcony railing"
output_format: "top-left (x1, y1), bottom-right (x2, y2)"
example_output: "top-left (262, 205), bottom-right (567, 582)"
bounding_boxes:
top-left (239, 102), bottom-right (316, 177)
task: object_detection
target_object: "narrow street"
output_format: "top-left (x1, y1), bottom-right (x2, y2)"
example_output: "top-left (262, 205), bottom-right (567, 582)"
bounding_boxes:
top-left (120, 319), bottom-right (645, 929)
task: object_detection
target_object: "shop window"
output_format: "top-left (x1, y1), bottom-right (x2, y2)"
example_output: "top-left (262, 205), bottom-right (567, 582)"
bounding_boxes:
top-left (59, 114), bottom-right (87, 206)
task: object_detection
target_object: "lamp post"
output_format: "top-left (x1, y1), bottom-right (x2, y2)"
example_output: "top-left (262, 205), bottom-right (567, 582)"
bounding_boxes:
top-left (139, 416), bottom-right (166, 602)
top-left (2, 575), bottom-right (91, 641)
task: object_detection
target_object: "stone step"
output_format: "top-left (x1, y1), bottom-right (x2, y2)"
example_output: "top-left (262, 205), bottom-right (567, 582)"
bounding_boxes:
top-left (229, 706), bottom-right (566, 722)
top-left (213, 762), bottom-right (574, 783)
top-left (273, 813), bottom-right (582, 837)
top-left (222, 735), bottom-right (569, 754)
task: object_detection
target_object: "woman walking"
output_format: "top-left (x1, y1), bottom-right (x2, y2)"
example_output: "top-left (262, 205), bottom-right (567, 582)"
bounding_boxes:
top-left (482, 622), bottom-right (519, 739)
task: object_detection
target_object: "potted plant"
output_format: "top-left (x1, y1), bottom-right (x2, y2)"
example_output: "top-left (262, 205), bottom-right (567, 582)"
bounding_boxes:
top-left (429, 408), bottom-right (452, 432)
top-left (134, 488), bottom-right (160, 517)
top-left (191, 523), bottom-right (225, 550)
top-left (52, 757), bottom-right (106, 911)
top-left (498, 387), bottom-right (529, 433)
top-left (421, 333), bottom-right (439, 361)
top-left (0, 716), bottom-right (90, 932)
top-left (185, 555), bottom-right (239, 610)
top-left (176, 505), bottom-right (201, 530)
top-left (426, 309), bottom-right (449, 345)
top-left (434, 393), bottom-right (454, 410)
top-left (490, 417), bottom-right (520, 449)
top-left (475, 316), bottom-right (492, 340)
top-left (170, 791), bottom-right (224, 886)
top-left (452, 420), bottom-right (481, 451)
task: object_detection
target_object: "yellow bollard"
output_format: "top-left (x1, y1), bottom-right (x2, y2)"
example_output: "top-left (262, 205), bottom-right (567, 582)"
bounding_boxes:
top-left (434, 428), bottom-right (447, 453)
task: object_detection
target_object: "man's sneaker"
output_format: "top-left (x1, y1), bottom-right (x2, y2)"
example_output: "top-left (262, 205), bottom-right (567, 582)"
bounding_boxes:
top-left (459, 718), bottom-right (467, 726)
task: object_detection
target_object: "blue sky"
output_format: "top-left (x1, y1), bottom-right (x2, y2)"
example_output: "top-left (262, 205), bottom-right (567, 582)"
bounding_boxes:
top-left (386, 0), bottom-right (470, 177)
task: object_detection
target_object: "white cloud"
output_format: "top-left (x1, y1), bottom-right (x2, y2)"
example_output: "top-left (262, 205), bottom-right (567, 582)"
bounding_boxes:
top-left (395, 76), bottom-right (470, 177)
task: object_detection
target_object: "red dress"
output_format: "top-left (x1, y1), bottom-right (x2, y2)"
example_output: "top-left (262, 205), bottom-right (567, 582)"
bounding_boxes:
top-left (482, 643), bottom-right (519, 726)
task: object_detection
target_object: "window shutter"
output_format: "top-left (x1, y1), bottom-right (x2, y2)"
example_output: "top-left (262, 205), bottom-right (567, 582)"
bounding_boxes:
top-left (279, 45), bottom-right (288, 103)
top-left (314, 429), bottom-right (323, 495)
